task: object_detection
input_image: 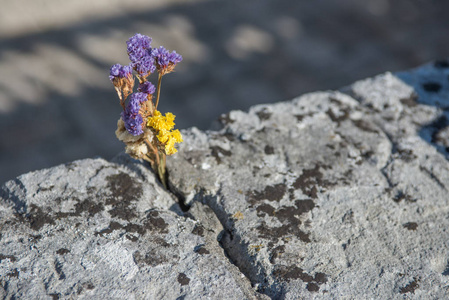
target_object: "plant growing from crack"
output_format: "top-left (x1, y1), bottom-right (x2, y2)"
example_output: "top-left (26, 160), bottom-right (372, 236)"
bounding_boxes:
top-left (110, 33), bottom-right (183, 188)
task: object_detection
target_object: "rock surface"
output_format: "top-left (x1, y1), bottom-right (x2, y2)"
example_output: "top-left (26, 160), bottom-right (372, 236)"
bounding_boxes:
top-left (1, 62), bottom-right (449, 299)
top-left (0, 156), bottom-right (258, 299)
top-left (168, 62), bottom-right (449, 299)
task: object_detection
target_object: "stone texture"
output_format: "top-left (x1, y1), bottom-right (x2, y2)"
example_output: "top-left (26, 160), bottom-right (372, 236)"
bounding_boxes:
top-left (167, 62), bottom-right (449, 299)
top-left (0, 156), bottom-right (258, 299)
top-left (1, 62), bottom-right (449, 299)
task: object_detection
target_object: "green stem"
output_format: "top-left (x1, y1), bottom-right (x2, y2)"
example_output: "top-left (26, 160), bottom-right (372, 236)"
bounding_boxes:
top-left (158, 151), bottom-right (167, 189)
top-left (155, 73), bottom-right (162, 110)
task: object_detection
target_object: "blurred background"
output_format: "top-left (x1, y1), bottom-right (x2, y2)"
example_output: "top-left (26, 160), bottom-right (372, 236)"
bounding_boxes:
top-left (1, 0), bottom-right (449, 184)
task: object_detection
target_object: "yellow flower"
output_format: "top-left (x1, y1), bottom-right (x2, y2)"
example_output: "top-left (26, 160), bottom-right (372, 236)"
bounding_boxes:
top-left (165, 136), bottom-right (177, 155)
top-left (161, 130), bottom-right (183, 155)
top-left (164, 112), bottom-right (175, 130)
top-left (147, 110), bottom-right (175, 132)
top-left (147, 110), bottom-right (183, 155)
top-left (171, 129), bottom-right (183, 143)
top-left (157, 130), bottom-right (170, 144)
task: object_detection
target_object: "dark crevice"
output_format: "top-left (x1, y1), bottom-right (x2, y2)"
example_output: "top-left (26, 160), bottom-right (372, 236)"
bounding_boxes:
top-left (165, 180), bottom-right (268, 298)
top-left (182, 190), bottom-right (273, 298)
top-left (216, 218), bottom-right (271, 298)
top-left (176, 193), bottom-right (191, 212)
top-left (217, 229), bottom-right (262, 297)
top-left (381, 166), bottom-right (395, 190)
top-left (161, 168), bottom-right (191, 212)
top-left (419, 166), bottom-right (447, 190)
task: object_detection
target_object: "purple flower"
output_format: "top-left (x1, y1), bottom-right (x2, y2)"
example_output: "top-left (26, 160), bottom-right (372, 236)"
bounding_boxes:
top-left (132, 92), bottom-right (149, 104)
top-left (109, 63), bottom-right (132, 81)
top-left (151, 46), bottom-right (170, 68)
top-left (120, 65), bottom-right (133, 77)
top-left (126, 34), bottom-right (156, 75)
top-left (127, 33), bottom-right (152, 63)
top-left (151, 46), bottom-right (183, 73)
top-left (168, 51), bottom-right (183, 64)
top-left (138, 81), bottom-right (156, 94)
top-left (133, 54), bottom-right (156, 75)
top-left (121, 93), bottom-right (148, 135)
top-left (109, 64), bottom-right (121, 80)
top-left (127, 93), bottom-right (146, 115)
top-left (121, 111), bottom-right (144, 136)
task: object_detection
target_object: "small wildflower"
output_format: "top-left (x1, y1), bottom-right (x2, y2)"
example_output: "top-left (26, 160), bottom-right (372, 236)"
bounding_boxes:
top-left (111, 33), bottom-right (183, 188)
top-left (147, 110), bottom-right (175, 132)
top-left (152, 46), bottom-right (183, 75)
top-left (127, 33), bottom-right (152, 63)
top-left (138, 81), bottom-right (156, 94)
top-left (109, 64), bottom-right (121, 81)
top-left (121, 112), bottom-right (143, 136)
top-left (109, 63), bottom-right (134, 109)
top-left (170, 129), bottom-right (183, 142)
top-left (127, 33), bottom-right (156, 76)
top-left (148, 110), bottom-right (182, 155)
top-left (157, 129), bottom-right (183, 155)
top-left (131, 92), bottom-right (149, 105)
top-left (121, 92), bottom-right (151, 136)
top-left (121, 110), bottom-right (143, 136)
top-left (109, 63), bottom-right (133, 81)
top-left (134, 54), bottom-right (156, 76)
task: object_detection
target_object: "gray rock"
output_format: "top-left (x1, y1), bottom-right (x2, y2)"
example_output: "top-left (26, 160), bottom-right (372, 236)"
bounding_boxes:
top-left (168, 62), bottom-right (449, 299)
top-left (1, 62), bottom-right (449, 299)
top-left (0, 156), bottom-right (258, 299)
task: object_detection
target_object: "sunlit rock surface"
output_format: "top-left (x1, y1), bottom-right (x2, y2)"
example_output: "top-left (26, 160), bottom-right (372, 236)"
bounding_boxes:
top-left (1, 62), bottom-right (449, 299)
top-left (168, 62), bottom-right (449, 299)
top-left (0, 156), bottom-right (257, 299)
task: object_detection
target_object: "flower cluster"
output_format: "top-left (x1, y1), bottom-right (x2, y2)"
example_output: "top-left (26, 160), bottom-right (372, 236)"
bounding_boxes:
top-left (109, 64), bottom-right (134, 109)
top-left (121, 92), bottom-right (148, 136)
top-left (110, 33), bottom-right (183, 187)
top-left (151, 46), bottom-right (183, 75)
top-left (147, 111), bottom-right (183, 155)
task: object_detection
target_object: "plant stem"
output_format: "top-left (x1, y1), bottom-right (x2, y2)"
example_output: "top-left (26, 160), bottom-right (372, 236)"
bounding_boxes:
top-left (155, 73), bottom-right (162, 110)
top-left (158, 151), bottom-right (167, 189)
top-left (145, 138), bottom-right (167, 189)
top-left (143, 154), bottom-right (154, 166)
top-left (115, 87), bottom-right (125, 111)
top-left (145, 139), bottom-right (158, 162)
top-left (137, 74), bottom-right (145, 84)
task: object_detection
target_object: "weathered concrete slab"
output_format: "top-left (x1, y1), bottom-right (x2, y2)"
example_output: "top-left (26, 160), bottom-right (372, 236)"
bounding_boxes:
top-left (0, 156), bottom-right (258, 299)
top-left (168, 62), bottom-right (449, 299)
